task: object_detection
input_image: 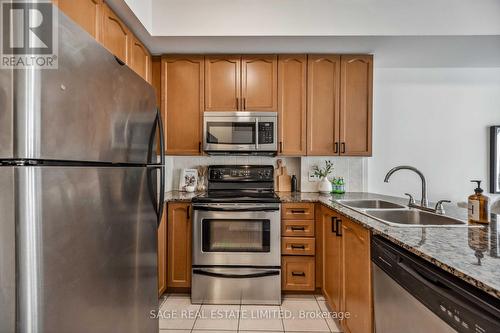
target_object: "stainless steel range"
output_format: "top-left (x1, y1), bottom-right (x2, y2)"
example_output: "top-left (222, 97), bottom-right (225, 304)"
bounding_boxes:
top-left (191, 165), bottom-right (281, 305)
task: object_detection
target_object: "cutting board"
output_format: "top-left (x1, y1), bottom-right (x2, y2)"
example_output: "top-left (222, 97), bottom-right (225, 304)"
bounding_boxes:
top-left (276, 159), bottom-right (291, 192)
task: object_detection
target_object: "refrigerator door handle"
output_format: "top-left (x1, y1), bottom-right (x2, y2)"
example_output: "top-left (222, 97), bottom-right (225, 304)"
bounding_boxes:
top-left (147, 108), bottom-right (166, 227)
top-left (157, 108), bottom-right (165, 225)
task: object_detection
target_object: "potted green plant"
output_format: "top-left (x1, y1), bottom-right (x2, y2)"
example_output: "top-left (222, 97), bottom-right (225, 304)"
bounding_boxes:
top-left (313, 160), bottom-right (334, 193)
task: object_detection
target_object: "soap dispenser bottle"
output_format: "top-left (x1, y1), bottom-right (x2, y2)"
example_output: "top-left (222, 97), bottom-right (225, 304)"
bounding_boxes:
top-left (468, 180), bottom-right (490, 224)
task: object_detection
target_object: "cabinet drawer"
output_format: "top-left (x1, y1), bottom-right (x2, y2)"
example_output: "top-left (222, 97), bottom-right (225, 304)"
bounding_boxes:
top-left (282, 203), bottom-right (315, 220)
top-left (282, 256), bottom-right (315, 291)
top-left (282, 219), bottom-right (315, 237)
top-left (282, 237), bottom-right (315, 256)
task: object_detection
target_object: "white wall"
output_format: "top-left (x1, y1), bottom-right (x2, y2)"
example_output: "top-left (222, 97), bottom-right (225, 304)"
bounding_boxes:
top-left (123, 0), bottom-right (153, 32)
top-left (150, 0), bottom-right (500, 36)
top-left (368, 67), bottom-right (500, 204)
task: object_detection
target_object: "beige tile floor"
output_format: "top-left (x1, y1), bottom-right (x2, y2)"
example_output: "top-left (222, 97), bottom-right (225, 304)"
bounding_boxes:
top-left (158, 294), bottom-right (343, 333)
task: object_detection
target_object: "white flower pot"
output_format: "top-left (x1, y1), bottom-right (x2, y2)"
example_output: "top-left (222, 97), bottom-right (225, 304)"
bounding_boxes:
top-left (318, 177), bottom-right (332, 193)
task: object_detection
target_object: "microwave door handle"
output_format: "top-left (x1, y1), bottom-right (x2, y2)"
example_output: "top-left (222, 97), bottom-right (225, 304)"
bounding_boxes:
top-left (255, 118), bottom-right (259, 150)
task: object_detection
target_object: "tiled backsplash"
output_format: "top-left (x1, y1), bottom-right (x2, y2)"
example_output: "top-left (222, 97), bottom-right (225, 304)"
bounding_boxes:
top-left (165, 155), bottom-right (366, 192)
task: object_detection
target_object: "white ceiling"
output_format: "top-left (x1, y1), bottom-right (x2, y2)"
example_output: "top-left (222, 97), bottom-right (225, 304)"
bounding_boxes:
top-left (107, 0), bottom-right (500, 67)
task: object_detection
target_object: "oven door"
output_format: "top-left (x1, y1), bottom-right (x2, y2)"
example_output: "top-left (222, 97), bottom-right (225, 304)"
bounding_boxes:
top-left (192, 203), bottom-right (281, 266)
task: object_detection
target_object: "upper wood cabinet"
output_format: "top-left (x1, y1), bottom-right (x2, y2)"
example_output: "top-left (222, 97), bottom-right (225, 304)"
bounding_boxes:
top-left (205, 56), bottom-right (241, 111)
top-left (129, 36), bottom-right (151, 83)
top-left (151, 57), bottom-right (162, 108)
top-left (204, 55), bottom-right (277, 111)
top-left (278, 55), bottom-right (307, 156)
top-left (163, 56), bottom-right (204, 155)
top-left (167, 203), bottom-right (192, 288)
top-left (157, 208), bottom-right (167, 296)
top-left (322, 207), bottom-right (343, 313)
top-left (307, 55), bottom-right (341, 156)
top-left (341, 218), bottom-right (372, 333)
top-left (101, 3), bottom-right (130, 63)
top-left (54, 0), bottom-right (102, 40)
top-left (241, 55), bottom-right (278, 111)
top-left (339, 55), bottom-right (373, 156)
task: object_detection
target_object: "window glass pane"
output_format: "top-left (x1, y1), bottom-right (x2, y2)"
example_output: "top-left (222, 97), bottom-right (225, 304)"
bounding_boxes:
top-left (206, 122), bottom-right (255, 144)
top-left (202, 219), bottom-right (270, 252)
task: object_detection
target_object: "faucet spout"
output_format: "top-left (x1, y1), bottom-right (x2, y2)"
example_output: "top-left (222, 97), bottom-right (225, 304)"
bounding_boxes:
top-left (383, 165), bottom-right (428, 207)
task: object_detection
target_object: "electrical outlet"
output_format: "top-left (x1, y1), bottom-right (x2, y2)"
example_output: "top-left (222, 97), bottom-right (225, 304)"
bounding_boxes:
top-left (308, 171), bottom-right (320, 182)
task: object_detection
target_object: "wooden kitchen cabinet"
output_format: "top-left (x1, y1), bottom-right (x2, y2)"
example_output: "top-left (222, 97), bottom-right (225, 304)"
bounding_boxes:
top-left (151, 57), bottom-right (162, 108)
top-left (341, 217), bottom-right (372, 333)
top-left (204, 55), bottom-right (277, 111)
top-left (282, 203), bottom-right (315, 220)
top-left (241, 55), bottom-right (277, 111)
top-left (339, 55), bottom-right (373, 156)
top-left (278, 55), bottom-right (307, 155)
top-left (282, 256), bottom-right (315, 291)
top-left (157, 208), bottom-right (167, 296)
top-left (204, 56), bottom-right (241, 111)
top-left (307, 55), bottom-right (341, 156)
top-left (101, 3), bottom-right (130, 63)
top-left (322, 206), bottom-right (343, 313)
top-left (162, 56), bottom-right (204, 155)
top-left (167, 203), bottom-right (192, 288)
top-left (129, 36), bottom-right (151, 82)
top-left (54, 0), bottom-right (102, 40)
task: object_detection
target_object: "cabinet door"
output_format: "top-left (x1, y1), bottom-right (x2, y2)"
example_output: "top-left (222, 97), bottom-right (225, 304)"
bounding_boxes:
top-left (167, 203), bottom-right (192, 288)
top-left (322, 207), bottom-right (342, 313)
top-left (307, 55), bottom-right (341, 156)
top-left (129, 36), bottom-right (151, 82)
top-left (278, 55), bottom-right (307, 155)
top-left (241, 55), bottom-right (278, 111)
top-left (163, 56), bottom-right (204, 155)
top-left (157, 209), bottom-right (167, 296)
top-left (151, 56), bottom-right (162, 108)
top-left (341, 218), bottom-right (372, 333)
top-left (55, 0), bottom-right (102, 40)
top-left (204, 56), bottom-right (241, 111)
top-left (101, 3), bottom-right (130, 63)
top-left (339, 55), bottom-right (373, 156)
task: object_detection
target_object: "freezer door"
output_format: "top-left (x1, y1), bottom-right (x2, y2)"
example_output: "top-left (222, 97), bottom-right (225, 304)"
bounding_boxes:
top-left (0, 68), bottom-right (13, 158)
top-left (12, 10), bottom-right (157, 163)
top-left (15, 166), bottom-right (158, 333)
top-left (0, 168), bottom-right (15, 333)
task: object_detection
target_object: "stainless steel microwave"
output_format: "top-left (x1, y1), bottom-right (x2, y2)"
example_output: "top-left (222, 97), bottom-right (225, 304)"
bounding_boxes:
top-left (203, 112), bottom-right (277, 155)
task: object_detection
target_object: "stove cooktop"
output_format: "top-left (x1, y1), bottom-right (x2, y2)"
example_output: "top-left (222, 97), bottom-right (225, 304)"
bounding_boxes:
top-left (192, 190), bottom-right (281, 203)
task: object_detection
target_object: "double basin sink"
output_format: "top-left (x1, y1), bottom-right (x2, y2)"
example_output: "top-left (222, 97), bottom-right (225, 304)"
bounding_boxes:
top-left (336, 199), bottom-right (467, 227)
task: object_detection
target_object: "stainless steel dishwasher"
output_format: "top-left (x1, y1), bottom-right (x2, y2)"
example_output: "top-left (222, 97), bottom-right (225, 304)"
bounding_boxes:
top-left (371, 236), bottom-right (500, 333)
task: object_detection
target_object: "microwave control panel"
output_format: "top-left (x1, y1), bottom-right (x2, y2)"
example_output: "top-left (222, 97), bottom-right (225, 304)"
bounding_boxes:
top-left (258, 122), bottom-right (274, 144)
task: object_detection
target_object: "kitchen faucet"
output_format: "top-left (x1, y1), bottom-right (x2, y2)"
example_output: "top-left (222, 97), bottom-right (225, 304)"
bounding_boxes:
top-left (384, 165), bottom-right (450, 214)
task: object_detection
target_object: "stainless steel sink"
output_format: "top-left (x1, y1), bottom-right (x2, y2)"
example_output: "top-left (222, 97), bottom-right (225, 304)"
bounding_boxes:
top-left (337, 199), bottom-right (406, 210)
top-left (364, 209), bottom-right (466, 227)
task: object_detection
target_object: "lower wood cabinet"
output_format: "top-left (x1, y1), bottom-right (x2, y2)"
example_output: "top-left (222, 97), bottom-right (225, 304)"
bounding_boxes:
top-left (322, 205), bottom-right (373, 333)
top-left (282, 237), bottom-right (315, 256)
top-left (167, 202), bottom-right (192, 288)
top-left (281, 256), bottom-right (315, 291)
top-left (322, 206), bottom-right (342, 313)
top-left (341, 218), bottom-right (372, 333)
top-left (157, 208), bottom-right (167, 296)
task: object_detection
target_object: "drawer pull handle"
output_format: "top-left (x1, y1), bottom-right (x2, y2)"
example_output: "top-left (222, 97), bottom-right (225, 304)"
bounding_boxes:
top-left (291, 210), bottom-right (306, 214)
top-left (291, 244), bottom-right (306, 250)
top-left (291, 271), bottom-right (306, 277)
top-left (291, 226), bottom-right (305, 231)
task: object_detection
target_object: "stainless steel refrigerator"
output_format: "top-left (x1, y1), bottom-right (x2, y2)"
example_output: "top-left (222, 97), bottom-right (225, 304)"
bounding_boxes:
top-left (0, 9), bottom-right (165, 333)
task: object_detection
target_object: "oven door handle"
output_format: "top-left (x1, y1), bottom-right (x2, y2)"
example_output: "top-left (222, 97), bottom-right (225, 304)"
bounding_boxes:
top-left (192, 205), bottom-right (280, 212)
top-left (192, 269), bottom-right (279, 279)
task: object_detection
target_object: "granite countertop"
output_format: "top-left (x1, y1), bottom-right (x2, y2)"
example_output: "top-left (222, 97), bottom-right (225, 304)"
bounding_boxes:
top-left (165, 190), bottom-right (500, 299)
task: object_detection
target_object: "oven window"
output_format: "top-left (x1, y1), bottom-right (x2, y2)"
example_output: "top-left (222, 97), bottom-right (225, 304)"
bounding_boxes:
top-left (206, 122), bottom-right (256, 144)
top-left (202, 219), bottom-right (270, 252)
